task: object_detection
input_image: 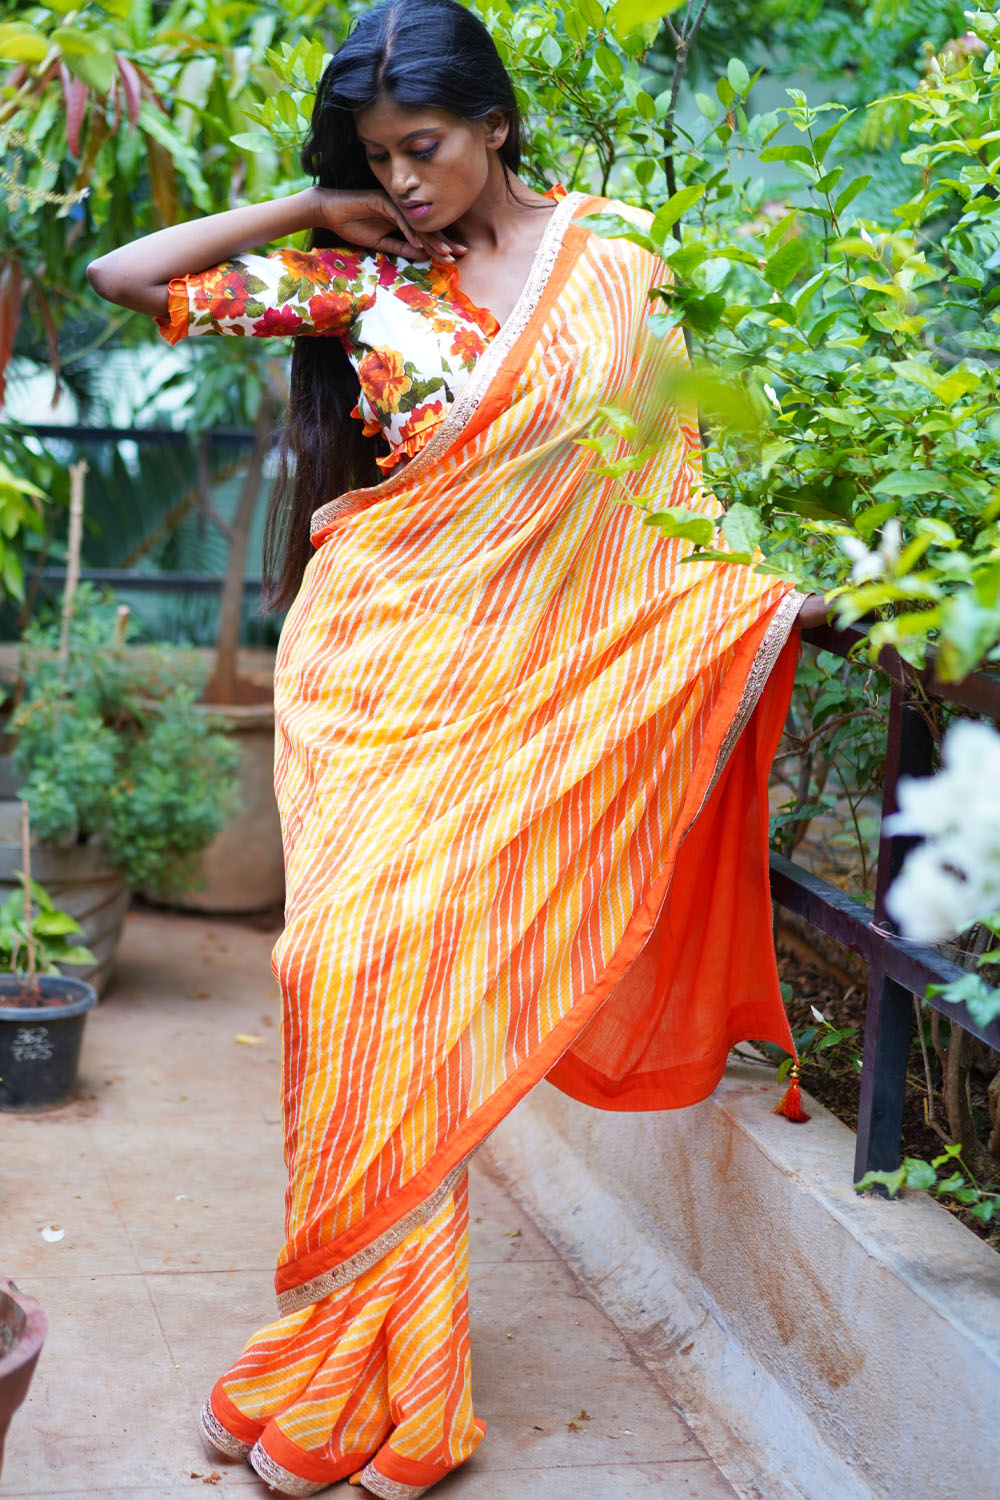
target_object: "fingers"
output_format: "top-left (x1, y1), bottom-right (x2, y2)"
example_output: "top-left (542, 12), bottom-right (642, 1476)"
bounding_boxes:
top-left (379, 235), bottom-right (419, 258)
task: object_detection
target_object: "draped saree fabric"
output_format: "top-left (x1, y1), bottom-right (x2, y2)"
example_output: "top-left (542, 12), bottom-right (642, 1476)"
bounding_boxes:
top-left (201, 190), bottom-right (803, 1498)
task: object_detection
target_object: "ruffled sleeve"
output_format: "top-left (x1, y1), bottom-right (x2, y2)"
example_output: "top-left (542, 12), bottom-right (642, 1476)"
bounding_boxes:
top-left (154, 246), bottom-right (382, 345)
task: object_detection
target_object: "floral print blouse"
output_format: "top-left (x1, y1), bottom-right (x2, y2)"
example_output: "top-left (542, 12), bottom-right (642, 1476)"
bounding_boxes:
top-left (156, 241), bottom-right (502, 473)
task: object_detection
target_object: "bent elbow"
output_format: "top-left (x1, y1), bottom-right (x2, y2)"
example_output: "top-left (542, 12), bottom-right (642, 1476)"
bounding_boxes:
top-left (86, 257), bottom-right (114, 301)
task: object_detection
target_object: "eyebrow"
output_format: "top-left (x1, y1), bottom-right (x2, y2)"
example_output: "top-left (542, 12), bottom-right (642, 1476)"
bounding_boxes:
top-left (356, 127), bottom-right (441, 147)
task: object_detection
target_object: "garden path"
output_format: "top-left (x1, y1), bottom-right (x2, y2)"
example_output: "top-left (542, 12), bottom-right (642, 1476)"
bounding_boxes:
top-left (3, 908), bottom-right (739, 1500)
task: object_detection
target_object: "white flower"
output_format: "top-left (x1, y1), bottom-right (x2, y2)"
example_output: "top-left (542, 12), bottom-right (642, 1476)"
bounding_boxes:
top-left (763, 382), bottom-right (782, 411)
top-left (838, 518), bottom-right (902, 583)
top-left (885, 721), bottom-right (1000, 940)
top-left (839, 534), bottom-right (882, 582)
top-left (810, 1004), bottom-right (827, 1024)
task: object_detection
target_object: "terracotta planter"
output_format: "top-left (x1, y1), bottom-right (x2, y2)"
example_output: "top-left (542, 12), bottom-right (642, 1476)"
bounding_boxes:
top-left (0, 973), bottom-right (98, 1112)
top-left (0, 804), bottom-right (130, 997)
top-left (171, 701), bottom-right (284, 914)
top-left (0, 1277), bottom-right (46, 1476)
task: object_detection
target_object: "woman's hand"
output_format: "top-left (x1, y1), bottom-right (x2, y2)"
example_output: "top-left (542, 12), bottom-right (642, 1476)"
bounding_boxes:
top-left (86, 184), bottom-right (468, 320)
top-left (312, 187), bottom-right (465, 263)
top-left (792, 592), bottom-right (834, 631)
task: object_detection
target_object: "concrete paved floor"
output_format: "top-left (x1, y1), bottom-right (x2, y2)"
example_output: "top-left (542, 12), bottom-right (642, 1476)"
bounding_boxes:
top-left (2, 909), bottom-right (740, 1500)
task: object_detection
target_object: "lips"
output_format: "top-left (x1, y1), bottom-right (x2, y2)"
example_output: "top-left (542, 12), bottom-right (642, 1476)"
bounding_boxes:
top-left (401, 201), bottom-right (432, 219)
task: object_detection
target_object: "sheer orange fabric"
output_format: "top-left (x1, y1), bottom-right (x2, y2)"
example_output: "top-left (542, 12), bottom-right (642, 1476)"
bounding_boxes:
top-left (200, 191), bottom-right (801, 1497)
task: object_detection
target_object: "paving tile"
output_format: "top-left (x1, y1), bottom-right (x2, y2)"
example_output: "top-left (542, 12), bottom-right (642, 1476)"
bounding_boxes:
top-left (468, 1262), bottom-right (700, 1470)
top-left (80, 916), bottom-right (282, 1126)
top-left (78, 997), bottom-right (282, 1125)
top-left (468, 1161), bottom-right (559, 1265)
top-left (0, 1275), bottom-right (213, 1495)
top-left (0, 1490), bottom-right (251, 1499)
top-left (449, 1459), bottom-right (740, 1497)
top-left (0, 1121), bottom-right (138, 1280)
top-left (1, 910), bottom-right (743, 1500)
top-left (144, 1269), bottom-right (277, 1406)
top-left (88, 1116), bottom-right (286, 1274)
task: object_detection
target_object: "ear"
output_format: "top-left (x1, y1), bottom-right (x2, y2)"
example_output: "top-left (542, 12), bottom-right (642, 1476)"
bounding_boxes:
top-left (483, 110), bottom-right (510, 151)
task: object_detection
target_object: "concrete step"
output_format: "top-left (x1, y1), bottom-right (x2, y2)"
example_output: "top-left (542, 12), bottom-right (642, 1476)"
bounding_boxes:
top-left (484, 1065), bottom-right (1000, 1500)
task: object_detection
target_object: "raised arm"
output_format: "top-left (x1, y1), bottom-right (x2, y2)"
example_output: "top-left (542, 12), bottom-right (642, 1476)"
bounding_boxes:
top-left (86, 188), bottom-right (463, 319)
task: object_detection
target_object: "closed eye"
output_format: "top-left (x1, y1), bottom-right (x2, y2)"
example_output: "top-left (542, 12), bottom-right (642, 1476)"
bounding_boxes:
top-left (365, 144), bottom-right (439, 164)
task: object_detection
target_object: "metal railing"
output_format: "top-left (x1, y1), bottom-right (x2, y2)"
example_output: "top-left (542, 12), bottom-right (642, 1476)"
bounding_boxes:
top-left (772, 623), bottom-right (1000, 1181)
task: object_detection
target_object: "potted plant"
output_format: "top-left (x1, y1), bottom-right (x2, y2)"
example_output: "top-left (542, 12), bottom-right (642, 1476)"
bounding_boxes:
top-left (0, 1275), bottom-right (47, 1476)
top-left (164, 354), bottom-right (287, 915)
top-left (1, 585), bottom-right (240, 990)
top-left (0, 816), bottom-right (97, 1112)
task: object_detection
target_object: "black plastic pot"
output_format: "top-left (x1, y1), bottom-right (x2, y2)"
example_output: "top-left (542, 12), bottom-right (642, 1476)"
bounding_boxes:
top-left (0, 975), bottom-right (97, 1112)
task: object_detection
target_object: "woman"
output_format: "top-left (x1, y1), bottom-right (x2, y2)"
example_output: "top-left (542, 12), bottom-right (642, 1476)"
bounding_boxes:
top-left (88, 2), bottom-right (825, 1494)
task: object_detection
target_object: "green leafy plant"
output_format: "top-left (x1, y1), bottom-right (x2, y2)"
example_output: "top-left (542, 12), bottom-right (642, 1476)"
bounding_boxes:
top-left (779, 998), bottom-right (862, 1085)
top-left (580, 10), bottom-right (1000, 684)
top-left (857, 1143), bottom-right (1000, 1232)
top-left (0, 870), bottom-right (95, 978)
top-left (12, 586), bottom-right (241, 895)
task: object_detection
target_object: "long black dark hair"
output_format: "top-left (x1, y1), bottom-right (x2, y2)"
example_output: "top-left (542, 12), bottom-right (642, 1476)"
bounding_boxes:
top-left (263, 0), bottom-right (524, 610)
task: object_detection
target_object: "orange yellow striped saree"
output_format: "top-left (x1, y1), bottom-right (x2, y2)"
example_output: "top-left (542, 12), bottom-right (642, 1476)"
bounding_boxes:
top-left (200, 190), bottom-right (802, 1497)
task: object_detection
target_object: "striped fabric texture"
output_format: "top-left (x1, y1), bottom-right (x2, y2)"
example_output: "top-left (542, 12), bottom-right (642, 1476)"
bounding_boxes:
top-left (200, 192), bottom-right (802, 1495)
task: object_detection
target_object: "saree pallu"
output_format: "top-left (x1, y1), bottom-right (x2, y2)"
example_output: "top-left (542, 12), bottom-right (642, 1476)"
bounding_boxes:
top-left (201, 191), bottom-right (802, 1497)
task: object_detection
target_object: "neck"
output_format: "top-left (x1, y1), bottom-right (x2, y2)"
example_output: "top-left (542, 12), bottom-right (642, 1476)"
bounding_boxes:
top-left (449, 158), bottom-right (552, 250)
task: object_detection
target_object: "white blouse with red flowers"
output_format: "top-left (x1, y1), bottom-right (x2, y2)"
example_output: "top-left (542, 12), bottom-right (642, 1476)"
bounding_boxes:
top-left (156, 245), bottom-right (500, 473)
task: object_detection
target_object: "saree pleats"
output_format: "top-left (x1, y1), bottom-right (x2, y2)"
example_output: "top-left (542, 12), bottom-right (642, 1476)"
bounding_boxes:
top-left (204, 1173), bottom-right (481, 1497)
top-left (202, 192), bottom-right (803, 1492)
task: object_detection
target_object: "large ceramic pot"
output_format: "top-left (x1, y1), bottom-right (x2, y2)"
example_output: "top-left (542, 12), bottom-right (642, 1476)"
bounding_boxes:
top-left (172, 699), bottom-right (284, 914)
top-left (0, 1277), bottom-right (47, 1475)
top-left (0, 973), bottom-right (97, 1112)
top-left (0, 804), bottom-right (129, 997)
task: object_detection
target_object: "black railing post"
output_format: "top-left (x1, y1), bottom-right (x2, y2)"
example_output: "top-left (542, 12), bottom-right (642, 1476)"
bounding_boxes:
top-left (853, 679), bottom-right (935, 1180)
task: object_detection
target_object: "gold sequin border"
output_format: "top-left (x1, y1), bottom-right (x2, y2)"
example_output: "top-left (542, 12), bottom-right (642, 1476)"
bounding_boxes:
top-left (356, 1463), bottom-right (429, 1500)
top-left (275, 1153), bottom-right (474, 1316)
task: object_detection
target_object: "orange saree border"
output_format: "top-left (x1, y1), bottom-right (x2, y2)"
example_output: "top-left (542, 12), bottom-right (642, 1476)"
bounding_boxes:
top-left (274, 588), bottom-right (802, 1310)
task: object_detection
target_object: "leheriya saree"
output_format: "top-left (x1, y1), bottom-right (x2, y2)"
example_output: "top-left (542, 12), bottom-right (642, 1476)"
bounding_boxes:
top-left (200, 189), bottom-right (803, 1497)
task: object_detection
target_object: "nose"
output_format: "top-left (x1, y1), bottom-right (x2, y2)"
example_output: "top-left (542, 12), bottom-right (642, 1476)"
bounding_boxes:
top-left (390, 155), bottom-right (419, 200)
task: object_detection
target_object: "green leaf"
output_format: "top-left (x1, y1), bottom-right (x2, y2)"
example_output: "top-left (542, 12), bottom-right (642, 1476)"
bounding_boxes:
top-left (230, 131), bottom-right (277, 155)
top-left (763, 238), bottom-right (809, 291)
top-left (275, 91), bottom-right (298, 128)
top-left (651, 184), bottom-right (705, 237)
top-left (834, 175), bottom-right (871, 216)
top-left (138, 101), bottom-right (211, 209)
top-left (721, 502), bottom-right (762, 555)
top-left (65, 47), bottom-right (114, 94)
top-left (564, 9), bottom-right (589, 45)
top-left (608, 0), bottom-right (684, 37)
top-left (595, 44), bottom-right (622, 83)
top-left (0, 23), bottom-right (50, 62)
top-left (927, 972), bottom-right (1000, 1027)
top-left (812, 112), bottom-right (849, 164)
top-left (727, 58), bottom-right (751, 97)
top-left (644, 508), bottom-right (717, 546)
top-left (33, 912), bottom-right (84, 936)
top-left (855, 1168), bottom-right (906, 1197)
top-left (872, 471), bottom-right (948, 497)
top-left (901, 1157), bottom-right (938, 1191)
top-left (539, 33), bottom-right (562, 68)
top-left (759, 143), bottom-right (814, 166)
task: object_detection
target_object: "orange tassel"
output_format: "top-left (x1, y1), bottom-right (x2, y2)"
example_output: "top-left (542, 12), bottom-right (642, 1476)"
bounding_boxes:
top-left (773, 1062), bottom-right (811, 1123)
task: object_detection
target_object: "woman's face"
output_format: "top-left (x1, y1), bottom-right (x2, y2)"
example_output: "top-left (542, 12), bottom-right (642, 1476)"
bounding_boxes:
top-left (354, 94), bottom-right (508, 232)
